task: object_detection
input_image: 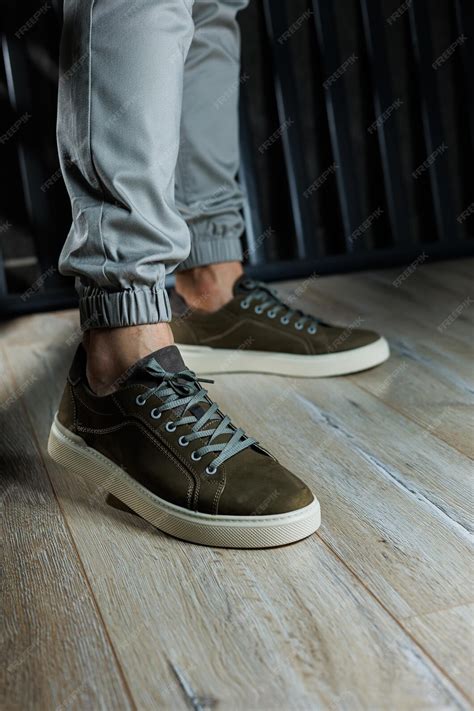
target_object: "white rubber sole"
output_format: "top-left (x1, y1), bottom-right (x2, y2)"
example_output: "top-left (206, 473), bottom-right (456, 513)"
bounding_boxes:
top-left (47, 417), bottom-right (320, 548)
top-left (176, 336), bottom-right (390, 377)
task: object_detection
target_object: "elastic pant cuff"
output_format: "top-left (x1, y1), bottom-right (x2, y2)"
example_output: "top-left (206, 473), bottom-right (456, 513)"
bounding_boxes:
top-left (177, 237), bottom-right (243, 271)
top-left (78, 285), bottom-right (171, 329)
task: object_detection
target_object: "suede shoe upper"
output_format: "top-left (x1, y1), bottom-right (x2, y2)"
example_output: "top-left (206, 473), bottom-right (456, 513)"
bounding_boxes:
top-left (57, 345), bottom-right (313, 516)
top-left (171, 277), bottom-right (379, 355)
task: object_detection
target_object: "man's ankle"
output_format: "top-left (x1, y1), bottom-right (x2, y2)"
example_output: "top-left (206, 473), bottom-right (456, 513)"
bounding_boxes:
top-left (84, 323), bottom-right (174, 396)
top-left (175, 261), bottom-right (243, 313)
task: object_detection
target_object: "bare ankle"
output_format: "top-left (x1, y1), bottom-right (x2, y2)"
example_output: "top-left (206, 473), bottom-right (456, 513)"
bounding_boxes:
top-left (85, 323), bottom-right (174, 395)
top-left (175, 261), bottom-right (243, 313)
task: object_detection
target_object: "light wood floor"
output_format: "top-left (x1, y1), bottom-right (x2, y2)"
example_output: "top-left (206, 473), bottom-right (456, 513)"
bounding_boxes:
top-left (1, 258), bottom-right (473, 710)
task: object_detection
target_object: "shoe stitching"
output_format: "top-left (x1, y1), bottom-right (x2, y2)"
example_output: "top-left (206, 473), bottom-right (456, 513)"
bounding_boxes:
top-left (76, 419), bottom-right (195, 509)
top-left (59, 422), bottom-right (312, 523)
top-left (112, 389), bottom-right (230, 504)
top-left (74, 390), bottom-right (123, 418)
top-left (112, 395), bottom-right (202, 506)
top-left (112, 391), bottom-right (201, 469)
top-left (212, 470), bottom-right (227, 515)
top-left (70, 382), bottom-right (78, 432)
top-left (196, 318), bottom-right (313, 354)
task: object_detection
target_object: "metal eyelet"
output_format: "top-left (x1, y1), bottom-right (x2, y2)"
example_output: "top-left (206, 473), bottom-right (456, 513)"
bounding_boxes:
top-left (150, 408), bottom-right (162, 419)
top-left (308, 325), bottom-right (317, 335)
top-left (165, 421), bottom-right (177, 432)
top-left (295, 321), bottom-right (304, 330)
top-left (240, 300), bottom-right (250, 309)
top-left (267, 309), bottom-right (277, 319)
top-left (280, 316), bottom-right (290, 325)
top-left (254, 305), bottom-right (264, 314)
top-left (136, 394), bottom-right (146, 406)
top-left (178, 435), bottom-right (189, 447)
top-left (191, 450), bottom-right (202, 461)
top-left (206, 465), bottom-right (217, 476)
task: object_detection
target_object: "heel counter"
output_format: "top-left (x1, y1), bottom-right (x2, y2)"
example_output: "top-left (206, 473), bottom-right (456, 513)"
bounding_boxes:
top-left (57, 381), bottom-right (76, 431)
top-left (57, 344), bottom-right (86, 430)
top-left (170, 317), bottom-right (198, 345)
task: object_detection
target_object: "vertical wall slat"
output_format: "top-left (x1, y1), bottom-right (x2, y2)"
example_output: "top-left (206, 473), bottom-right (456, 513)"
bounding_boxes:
top-left (239, 95), bottom-right (266, 265)
top-left (408, 0), bottom-right (456, 244)
top-left (262, 0), bottom-right (318, 259)
top-left (360, 0), bottom-right (412, 247)
top-left (312, 0), bottom-right (365, 253)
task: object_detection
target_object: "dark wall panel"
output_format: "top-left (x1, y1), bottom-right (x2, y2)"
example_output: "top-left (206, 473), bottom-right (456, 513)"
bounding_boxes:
top-left (0, 0), bottom-right (472, 316)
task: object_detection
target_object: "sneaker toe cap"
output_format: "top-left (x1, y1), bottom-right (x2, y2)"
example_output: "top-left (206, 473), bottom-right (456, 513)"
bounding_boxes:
top-left (217, 456), bottom-right (315, 516)
top-left (319, 326), bottom-right (381, 353)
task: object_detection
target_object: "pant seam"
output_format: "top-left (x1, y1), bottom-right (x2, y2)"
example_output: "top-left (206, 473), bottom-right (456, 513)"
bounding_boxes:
top-left (88, 0), bottom-right (113, 288)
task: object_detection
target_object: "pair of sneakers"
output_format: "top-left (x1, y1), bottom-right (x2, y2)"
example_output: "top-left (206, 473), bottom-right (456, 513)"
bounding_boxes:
top-left (48, 277), bottom-right (389, 548)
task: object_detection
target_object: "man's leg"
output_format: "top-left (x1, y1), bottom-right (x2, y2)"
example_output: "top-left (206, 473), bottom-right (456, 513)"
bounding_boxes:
top-left (174, 0), bottom-right (248, 312)
top-left (52, 0), bottom-right (320, 547)
top-left (58, 0), bottom-right (194, 392)
top-left (170, 0), bottom-right (389, 376)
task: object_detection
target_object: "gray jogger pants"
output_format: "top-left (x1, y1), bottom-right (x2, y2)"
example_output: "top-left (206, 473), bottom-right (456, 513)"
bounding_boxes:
top-left (57, 0), bottom-right (248, 329)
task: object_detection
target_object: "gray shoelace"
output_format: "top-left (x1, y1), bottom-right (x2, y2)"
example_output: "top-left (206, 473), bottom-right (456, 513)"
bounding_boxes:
top-left (240, 279), bottom-right (320, 333)
top-left (136, 358), bottom-right (256, 475)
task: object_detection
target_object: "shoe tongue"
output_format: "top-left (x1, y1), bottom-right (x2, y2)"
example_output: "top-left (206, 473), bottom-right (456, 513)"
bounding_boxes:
top-left (124, 345), bottom-right (208, 420)
top-left (149, 345), bottom-right (186, 372)
top-left (123, 345), bottom-right (186, 387)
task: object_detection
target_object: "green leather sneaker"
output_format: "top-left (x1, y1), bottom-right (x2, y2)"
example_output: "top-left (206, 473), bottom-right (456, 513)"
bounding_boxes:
top-left (48, 345), bottom-right (320, 548)
top-left (171, 277), bottom-right (390, 376)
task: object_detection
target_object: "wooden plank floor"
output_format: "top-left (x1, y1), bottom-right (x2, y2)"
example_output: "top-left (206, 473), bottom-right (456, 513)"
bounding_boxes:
top-left (1, 258), bottom-right (473, 710)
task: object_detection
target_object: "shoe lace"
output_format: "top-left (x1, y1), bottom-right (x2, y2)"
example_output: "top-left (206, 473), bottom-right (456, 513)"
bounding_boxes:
top-left (136, 359), bottom-right (256, 473)
top-left (239, 279), bottom-right (320, 333)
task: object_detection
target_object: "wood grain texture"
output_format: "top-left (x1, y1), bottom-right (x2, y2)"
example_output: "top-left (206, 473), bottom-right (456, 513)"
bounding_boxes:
top-left (209, 374), bottom-right (473, 693)
top-left (404, 604), bottom-right (474, 704)
top-left (2, 258), bottom-right (473, 710)
top-left (278, 261), bottom-right (474, 457)
top-left (0, 343), bottom-right (132, 711)
top-left (351, 347), bottom-right (474, 458)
